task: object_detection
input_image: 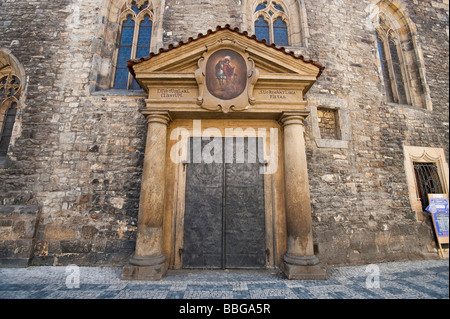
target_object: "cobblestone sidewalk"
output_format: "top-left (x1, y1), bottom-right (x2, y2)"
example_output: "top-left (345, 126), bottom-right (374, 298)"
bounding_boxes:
top-left (0, 259), bottom-right (448, 299)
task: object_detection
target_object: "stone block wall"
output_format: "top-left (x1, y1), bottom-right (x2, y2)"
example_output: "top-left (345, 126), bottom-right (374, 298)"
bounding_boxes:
top-left (303, 0), bottom-right (449, 264)
top-left (0, 0), bottom-right (147, 266)
top-left (0, 206), bottom-right (40, 267)
top-left (0, 0), bottom-right (448, 267)
top-left (162, 0), bottom-right (243, 44)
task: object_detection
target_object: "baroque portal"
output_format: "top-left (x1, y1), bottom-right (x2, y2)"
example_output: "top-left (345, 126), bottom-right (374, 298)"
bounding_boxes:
top-left (122, 26), bottom-right (327, 280)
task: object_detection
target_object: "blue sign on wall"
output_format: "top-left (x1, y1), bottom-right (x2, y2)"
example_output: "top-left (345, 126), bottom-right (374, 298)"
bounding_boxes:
top-left (426, 197), bottom-right (449, 238)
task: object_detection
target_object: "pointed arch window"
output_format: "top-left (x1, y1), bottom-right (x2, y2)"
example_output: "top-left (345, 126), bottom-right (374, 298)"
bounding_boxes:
top-left (253, 0), bottom-right (289, 46)
top-left (113, 1), bottom-right (153, 90)
top-left (273, 16), bottom-right (289, 46)
top-left (255, 16), bottom-right (270, 43)
top-left (372, 2), bottom-right (431, 109)
top-left (0, 67), bottom-right (21, 159)
top-left (376, 27), bottom-right (408, 105)
top-left (376, 32), bottom-right (394, 103)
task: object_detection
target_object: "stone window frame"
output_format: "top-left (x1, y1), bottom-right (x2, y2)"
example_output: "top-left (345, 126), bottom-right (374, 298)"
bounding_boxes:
top-left (403, 146), bottom-right (449, 220)
top-left (111, 0), bottom-right (155, 90)
top-left (0, 48), bottom-right (26, 169)
top-left (310, 105), bottom-right (351, 149)
top-left (372, 0), bottom-right (432, 110)
top-left (244, 0), bottom-right (310, 48)
top-left (0, 67), bottom-right (21, 153)
top-left (90, 0), bottom-right (164, 93)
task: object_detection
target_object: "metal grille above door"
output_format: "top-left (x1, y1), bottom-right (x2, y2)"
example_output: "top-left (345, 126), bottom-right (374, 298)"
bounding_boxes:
top-left (183, 137), bottom-right (266, 269)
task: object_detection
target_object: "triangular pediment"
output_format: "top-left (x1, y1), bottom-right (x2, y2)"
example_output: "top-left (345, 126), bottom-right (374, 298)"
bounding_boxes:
top-left (130, 26), bottom-right (323, 118)
top-left (129, 26), bottom-right (323, 79)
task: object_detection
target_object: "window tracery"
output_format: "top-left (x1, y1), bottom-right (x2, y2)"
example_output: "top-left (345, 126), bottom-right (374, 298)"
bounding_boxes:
top-left (373, 1), bottom-right (431, 109)
top-left (376, 26), bottom-right (408, 105)
top-left (0, 66), bottom-right (21, 159)
top-left (113, 0), bottom-right (154, 90)
top-left (253, 1), bottom-right (289, 46)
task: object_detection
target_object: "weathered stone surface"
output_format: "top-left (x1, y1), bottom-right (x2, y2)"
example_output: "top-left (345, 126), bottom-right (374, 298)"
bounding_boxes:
top-left (0, 0), bottom-right (448, 268)
top-left (0, 206), bottom-right (40, 267)
top-left (122, 262), bottom-right (169, 281)
top-left (280, 261), bottom-right (328, 280)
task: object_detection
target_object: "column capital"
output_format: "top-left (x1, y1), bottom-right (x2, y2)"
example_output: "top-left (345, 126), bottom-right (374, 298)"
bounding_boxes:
top-left (279, 111), bottom-right (309, 128)
top-left (141, 110), bottom-right (173, 126)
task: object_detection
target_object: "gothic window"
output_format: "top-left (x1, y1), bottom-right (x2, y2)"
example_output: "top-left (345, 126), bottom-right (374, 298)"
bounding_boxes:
top-left (113, 0), bottom-right (154, 90)
top-left (0, 67), bottom-right (21, 159)
top-left (253, 1), bottom-right (289, 46)
top-left (373, 1), bottom-right (431, 109)
top-left (255, 16), bottom-right (270, 43)
top-left (388, 34), bottom-right (407, 105)
top-left (376, 27), bottom-right (408, 105)
top-left (273, 17), bottom-right (289, 46)
top-left (376, 33), bottom-right (394, 103)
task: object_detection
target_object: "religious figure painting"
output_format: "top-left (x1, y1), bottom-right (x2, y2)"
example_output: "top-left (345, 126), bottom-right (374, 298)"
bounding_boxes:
top-left (206, 49), bottom-right (247, 100)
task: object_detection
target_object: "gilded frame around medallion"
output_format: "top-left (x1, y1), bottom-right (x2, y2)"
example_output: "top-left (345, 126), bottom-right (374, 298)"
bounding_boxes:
top-left (195, 38), bottom-right (259, 113)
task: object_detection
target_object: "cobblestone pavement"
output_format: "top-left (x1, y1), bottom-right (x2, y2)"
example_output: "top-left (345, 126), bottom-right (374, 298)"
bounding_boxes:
top-left (0, 259), bottom-right (448, 299)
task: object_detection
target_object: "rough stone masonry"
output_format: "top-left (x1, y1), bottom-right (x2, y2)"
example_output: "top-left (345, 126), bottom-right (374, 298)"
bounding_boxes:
top-left (0, 0), bottom-right (448, 268)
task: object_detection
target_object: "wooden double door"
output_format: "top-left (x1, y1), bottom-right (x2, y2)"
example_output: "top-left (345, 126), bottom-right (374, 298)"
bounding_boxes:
top-left (182, 137), bottom-right (266, 269)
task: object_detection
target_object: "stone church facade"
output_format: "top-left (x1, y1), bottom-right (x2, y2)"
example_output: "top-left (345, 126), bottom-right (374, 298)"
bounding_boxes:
top-left (0, 0), bottom-right (448, 278)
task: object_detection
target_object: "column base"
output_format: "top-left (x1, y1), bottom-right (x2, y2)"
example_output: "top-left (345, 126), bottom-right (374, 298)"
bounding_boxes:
top-left (121, 254), bottom-right (168, 281)
top-left (280, 253), bottom-right (327, 280)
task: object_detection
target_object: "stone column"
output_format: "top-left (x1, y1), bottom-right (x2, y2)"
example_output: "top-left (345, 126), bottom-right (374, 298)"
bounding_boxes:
top-left (122, 111), bottom-right (172, 280)
top-left (279, 112), bottom-right (327, 280)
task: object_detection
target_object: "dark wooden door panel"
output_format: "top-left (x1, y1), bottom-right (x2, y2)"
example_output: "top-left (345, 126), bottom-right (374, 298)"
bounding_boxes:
top-left (225, 138), bottom-right (265, 269)
top-left (183, 137), bottom-right (265, 269)
top-left (183, 138), bottom-right (224, 268)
